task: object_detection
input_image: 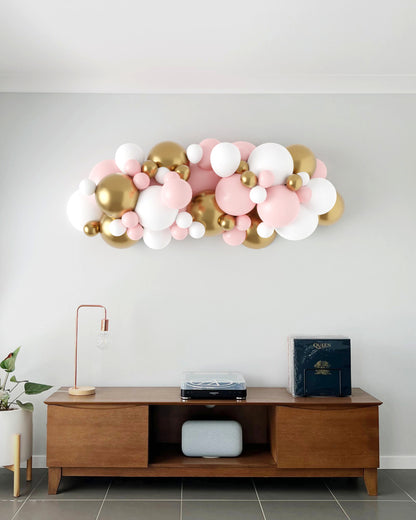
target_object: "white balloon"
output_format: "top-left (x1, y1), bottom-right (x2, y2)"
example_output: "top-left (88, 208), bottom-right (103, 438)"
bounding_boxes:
top-left (257, 222), bottom-right (274, 238)
top-left (109, 219), bottom-right (126, 237)
top-left (155, 166), bottom-right (170, 185)
top-left (79, 178), bottom-right (96, 196)
top-left (298, 171), bottom-right (310, 186)
top-left (210, 142), bottom-right (241, 177)
top-left (248, 143), bottom-right (294, 185)
top-left (176, 211), bottom-right (193, 229)
top-left (135, 185), bottom-right (178, 231)
top-left (143, 228), bottom-right (172, 250)
top-left (189, 221), bottom-right (205, 239)
top-left (186, 144), bottom-right (203, 164)
top-left (305, 178), bottom-right (337, 215)
top-left (249, 186), bottom-right (267, 204)
top-left (276, 206), bottom-right (318, 241)
top-left (67, 191), bottom-right (102, 232)
top-left (115, 143), bottom-right (145, 172)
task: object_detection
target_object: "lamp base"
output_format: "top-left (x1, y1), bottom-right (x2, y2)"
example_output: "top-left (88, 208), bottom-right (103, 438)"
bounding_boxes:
top-left (68, 386), bottom-right (96, 396)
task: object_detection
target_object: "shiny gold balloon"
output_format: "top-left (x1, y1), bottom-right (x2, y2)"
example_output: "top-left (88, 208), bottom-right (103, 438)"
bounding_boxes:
top-left (95, 174), bottom-right (139, 218)
top-left (286, 173), bottom-right (303, 191)
top-left (147, 141), bottom-right (188, 171)
top-left (237, 160), bottom-right (249, 173)
top-left (142, 160), bottom-right (158, 178)
top-left (83, 220), bottom-right (100, 237)
top-left (175, 164), bottom-right (190, 181)
top-left (319, 193), bottom-right (345, 226)
top-left (241, 170), bottom-right (257, 188)
top-left (243, 214), bottom-right (276, 249)
top-left (218, 214), bottom-right (235, 231)
top-left (287, 144), bottom-right (316, 176)
top-left (188, 191), bottom-right (223, 236)
top-left (100, 215), bottom-right (136, 249)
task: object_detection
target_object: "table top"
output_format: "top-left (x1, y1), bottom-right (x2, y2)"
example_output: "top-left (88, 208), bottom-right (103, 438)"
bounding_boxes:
top-left (45, 387), bottom-right (382, 406)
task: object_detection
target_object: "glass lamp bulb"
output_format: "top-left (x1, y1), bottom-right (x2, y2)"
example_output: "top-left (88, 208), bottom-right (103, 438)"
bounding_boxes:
top-left (96, 330), bottom-right (111, 350)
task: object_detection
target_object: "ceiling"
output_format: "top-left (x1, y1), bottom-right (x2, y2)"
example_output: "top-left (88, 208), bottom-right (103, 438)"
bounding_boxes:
top-left (0, 0), bottom-right (415, 93)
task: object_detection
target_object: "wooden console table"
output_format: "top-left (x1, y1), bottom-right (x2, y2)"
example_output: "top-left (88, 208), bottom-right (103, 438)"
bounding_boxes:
top-left (45, 387), bottom-right (381, 495)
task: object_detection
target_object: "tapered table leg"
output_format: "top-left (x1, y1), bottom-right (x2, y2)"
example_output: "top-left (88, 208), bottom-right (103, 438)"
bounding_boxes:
top-left (364, 468), bottom-right (378, 496)
top-left (13, 434), bottom-right (21, 498)
top-left (48, 467), bottom-right (62, 495)
top-left (27, 457), bottom-right (32, 482)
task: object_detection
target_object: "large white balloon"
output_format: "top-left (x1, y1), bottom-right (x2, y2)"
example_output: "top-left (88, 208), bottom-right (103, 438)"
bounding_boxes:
top-left (304, 178), bottom-right (337, 215)
top-left (143, 228), bottom-right (172, 250)
top-left (248, 143), bottom-right (294, 186)
top-left (276, 206), bottom-right (318, 241)
top-left (115, 143), bottom-right (145, 172)
top-left (210, 142), bottom-right (241, 177)
top-left (135, 185), bottom-right (178, 231)
top-left (67, 191), bottom-right (102, 231)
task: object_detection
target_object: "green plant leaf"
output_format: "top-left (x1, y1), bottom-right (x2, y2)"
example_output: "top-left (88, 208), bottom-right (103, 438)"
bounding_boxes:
top-left (0, 347), bottom-right (21, 373)
top-left (10, 375), bottom-right (28, 383)
top-left (16, 400), bottom-right (34, 412)
top-left (24, 382), bottom-right (52, 395)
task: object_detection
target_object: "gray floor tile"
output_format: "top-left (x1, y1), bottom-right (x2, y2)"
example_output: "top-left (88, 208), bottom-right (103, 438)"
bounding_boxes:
top-left (325, 472), bottom-right (410, 500)
top-left (182, 500), bottom-right (264, 520)
top-left (182, 477), bottom-right (256, 500)
top-left (30, 475), bottom-right (111, 499)
top-left (106, 477), bottom-right (181, 499)
top-left (0, 501), bottom-right (22, 520)
top-left (262, 501), bottom-right (347, 520)
top-left (13, 500), bottom-right (101, 520)
top-left (254, 477), bottom-right (333, 500)
top-left (0, 468), bottom-right (46, 499)
top-left (386, 470), bottom-right (416, 499)
top-left (341, 500), bottom-right (416, 520)
top-left (98, 500), bottom-right (180, 520)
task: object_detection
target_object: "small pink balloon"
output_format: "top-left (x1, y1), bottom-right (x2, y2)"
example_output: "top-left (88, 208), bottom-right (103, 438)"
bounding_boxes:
top-left (222, 228), bottom-right (246, 246)
top-left (233, 141), bottom-right (255, 161)
top-left (89, 159), bottom-right (119, 183)
top-left (124, 159), bottom-right (141, 176)
top-left (170, 223), bottom-right (189, 240)
top-left (133, 172), bottom-right (150, 190)
top-left (164, 171), bottom-right (180, 183)
top-left (127, 225), bottom-right (144, 241)
top-left (296, 186), bottom-right (312, 204)
top-left (215, 174), bottom-right (255, 216)
top-left (236, 214), bottom-right (251, 231)
top-left (121, 210), bottom-right (139, 229)
top-left (257, 185), bottom-right (300, 228)
top-left (161, 177), bottom-right (193, 209)
top-left (188, 164), bottom-right (221, 196)
top-left (311, 158), bottom-right (327, 179)
top-left (258, 170), bottom-right (274, 188)
top-left (198, 138), bottom-right (220, 170)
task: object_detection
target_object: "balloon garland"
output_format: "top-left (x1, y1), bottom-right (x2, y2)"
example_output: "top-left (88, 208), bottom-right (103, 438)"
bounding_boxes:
top-left (67, 140), bottom-right (344, 250)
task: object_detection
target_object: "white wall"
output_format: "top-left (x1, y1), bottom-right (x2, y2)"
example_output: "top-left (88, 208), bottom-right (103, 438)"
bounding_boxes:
top-left (0, 93), bottom-right (415, 467)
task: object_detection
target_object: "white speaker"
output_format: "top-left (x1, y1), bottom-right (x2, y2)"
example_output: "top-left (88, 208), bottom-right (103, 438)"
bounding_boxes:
top-left (181, 420), bottom-right (243, 458)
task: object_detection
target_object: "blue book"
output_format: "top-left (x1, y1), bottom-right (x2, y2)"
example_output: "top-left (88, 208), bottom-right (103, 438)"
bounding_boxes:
top-left (288, 337), bottom-right (351, 397)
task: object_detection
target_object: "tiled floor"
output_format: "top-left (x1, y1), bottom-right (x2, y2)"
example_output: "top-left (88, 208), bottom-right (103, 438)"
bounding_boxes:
top-left (1, 469), bottom-right (416, 520)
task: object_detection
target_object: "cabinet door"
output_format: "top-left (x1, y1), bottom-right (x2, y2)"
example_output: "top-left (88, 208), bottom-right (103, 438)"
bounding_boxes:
top-left (273, 405), bottom-right (379, 468)
top-left (47, 404), bottom-right (148, 467)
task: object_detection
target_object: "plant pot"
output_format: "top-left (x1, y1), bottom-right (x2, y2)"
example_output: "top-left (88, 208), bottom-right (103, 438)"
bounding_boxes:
top-left (0, 408), bottom-right (32, 467)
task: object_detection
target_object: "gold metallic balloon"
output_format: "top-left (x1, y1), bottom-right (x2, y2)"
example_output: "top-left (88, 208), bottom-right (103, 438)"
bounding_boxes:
top-left (147, 141), bottom-right (188, 171)
top-left (237, 160), bottom-right (249, 173)
top-left (142, 160), bottom-right (158, 178)
top-left (243, 214), bottom-right (276, 249)
top-left (241, 170), bottom-right (257, 188)
top-left (286, 173), bottom-right (303, 192)
top-left (175, 164), bottom-right (190, 181)
top-left (188, 191), bottom-right (223, 237)
top-left (287, 144), bottom-right (316, 176)
top-left (100, 215), bottom-right (136, 249)
top-left (218, 214), bottom-right (235, 231)
top-left (83, 220), bottom-right (100, 237)
top-left (95, 174), bottom-right (139, 218)
top-left (319, 193), bottom-right (345, 226)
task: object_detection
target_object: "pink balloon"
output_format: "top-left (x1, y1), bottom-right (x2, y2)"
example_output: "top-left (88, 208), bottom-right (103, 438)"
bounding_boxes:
top-left (121, 210), bottom-right (139, 229)
top-left (124, 159), bottom-right (141, 176)
top-left (89, 160), bottom-right (119, 183)
top-left (198, 138), bottom-right (220, 170)
top-left (311, 158), bottom-right (327, 179)
top-left (258, 170), bottom-right (274, 188)
top-left (257, 185), bottom-right (300, 228)
top-left (127, 225), bottom-right (143, 241)
top-left (297, 186), bottom-right (312, 204)
top-left (133, 172), bottom-right (150, 190)
top-left (170, 224), bottom-right (188, 240)
top-left (222, 228), bottom-right (246, 246)
top-left (215, 174), bottom-right (255, 216)
top-left (233, 141), bottom-right (255, 161)
top-left (161, 177), bottom-right (193, 209)
top-left (164, 171), bottom-right (180, 183)
top-left (188, 164), bottom-right (221, 196)
top-left (236, 214), bottom-right (251, 231)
